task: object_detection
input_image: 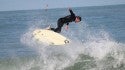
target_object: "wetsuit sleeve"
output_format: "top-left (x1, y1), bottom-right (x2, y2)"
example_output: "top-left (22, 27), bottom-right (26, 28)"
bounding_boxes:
top-left (69, 9), bottom-right (75, 16)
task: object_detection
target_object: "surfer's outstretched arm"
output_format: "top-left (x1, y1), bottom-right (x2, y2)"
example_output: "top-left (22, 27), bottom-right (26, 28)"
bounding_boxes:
top-left (69, 8), bottom-right (75, 16)
top-left (65, 23), bottom-right (69, 30)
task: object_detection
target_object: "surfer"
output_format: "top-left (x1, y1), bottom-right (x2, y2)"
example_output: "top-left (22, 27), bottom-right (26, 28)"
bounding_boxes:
top-left (48, 8), bottom-right (81, 33)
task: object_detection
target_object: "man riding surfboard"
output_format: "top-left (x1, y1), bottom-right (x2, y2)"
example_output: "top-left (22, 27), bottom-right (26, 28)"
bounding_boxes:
top-left (48, 8), bottom-right (81, 33)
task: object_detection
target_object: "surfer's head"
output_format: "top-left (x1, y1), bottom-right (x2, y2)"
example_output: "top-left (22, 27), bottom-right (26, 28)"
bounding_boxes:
top-left (75, 16), bottom-right (81, 23)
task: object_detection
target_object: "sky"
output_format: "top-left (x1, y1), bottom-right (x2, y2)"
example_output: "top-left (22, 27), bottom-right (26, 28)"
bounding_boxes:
top-left (0, 0), bottom-right (125, 11)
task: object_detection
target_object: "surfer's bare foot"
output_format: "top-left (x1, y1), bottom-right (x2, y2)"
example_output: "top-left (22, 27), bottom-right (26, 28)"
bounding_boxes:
top-left (45, 25), bottom-right (51, 30)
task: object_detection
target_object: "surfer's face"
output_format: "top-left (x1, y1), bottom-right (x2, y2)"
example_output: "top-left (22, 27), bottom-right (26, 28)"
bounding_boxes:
top-left (75, 17), bottom-right (80, 23)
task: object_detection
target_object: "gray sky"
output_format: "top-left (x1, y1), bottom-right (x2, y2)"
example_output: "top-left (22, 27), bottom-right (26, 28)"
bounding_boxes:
top-left (0, 0), bottom-right (125, 11)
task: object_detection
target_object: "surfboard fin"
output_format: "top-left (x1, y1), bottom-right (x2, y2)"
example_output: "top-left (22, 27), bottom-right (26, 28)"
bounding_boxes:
top-left (45, 25), bottom-right (51, 30)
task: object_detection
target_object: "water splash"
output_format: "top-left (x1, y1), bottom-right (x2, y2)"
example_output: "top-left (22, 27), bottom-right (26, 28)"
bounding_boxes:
top-left (19, 20), bottom-right (125, 70)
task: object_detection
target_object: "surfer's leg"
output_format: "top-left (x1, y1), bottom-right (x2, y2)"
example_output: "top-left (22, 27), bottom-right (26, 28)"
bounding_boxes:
top-left (54, 28), bottom-right (61, 33)
top-left (50, 28), bottom-right (55, 31)
top-left (54, 19), bottom-right (64, 33)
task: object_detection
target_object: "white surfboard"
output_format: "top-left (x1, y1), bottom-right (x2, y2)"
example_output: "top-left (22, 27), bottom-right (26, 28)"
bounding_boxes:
top-left (32, 29), bottom-right (70, 45)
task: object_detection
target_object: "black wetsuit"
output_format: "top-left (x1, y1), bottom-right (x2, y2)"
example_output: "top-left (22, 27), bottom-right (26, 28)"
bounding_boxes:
top-left (51, 9), bottom-right (76, 33)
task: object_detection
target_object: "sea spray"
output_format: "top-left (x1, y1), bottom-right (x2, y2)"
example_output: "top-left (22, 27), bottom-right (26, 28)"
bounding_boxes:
top-left (20, 24), bottom-right (86, 70)
top-left (20, 14), bottom-right (125, 70)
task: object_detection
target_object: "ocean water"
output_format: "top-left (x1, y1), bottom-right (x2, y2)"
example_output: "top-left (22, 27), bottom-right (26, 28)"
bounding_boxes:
top-left (0, 4), bottom-right (125, 70)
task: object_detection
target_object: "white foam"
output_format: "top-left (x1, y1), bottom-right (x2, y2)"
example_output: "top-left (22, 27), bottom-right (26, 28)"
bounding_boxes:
top-left (20, 21), bottom-right (125, 70)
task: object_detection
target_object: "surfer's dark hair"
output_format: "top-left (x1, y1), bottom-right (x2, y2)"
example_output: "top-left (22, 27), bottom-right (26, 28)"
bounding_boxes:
top-left (76, 16), bottom-right (81, 21)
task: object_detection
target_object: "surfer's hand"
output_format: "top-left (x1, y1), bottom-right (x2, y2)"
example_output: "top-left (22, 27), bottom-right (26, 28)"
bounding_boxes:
top-left (65, 25), bottom-right (68, 30)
